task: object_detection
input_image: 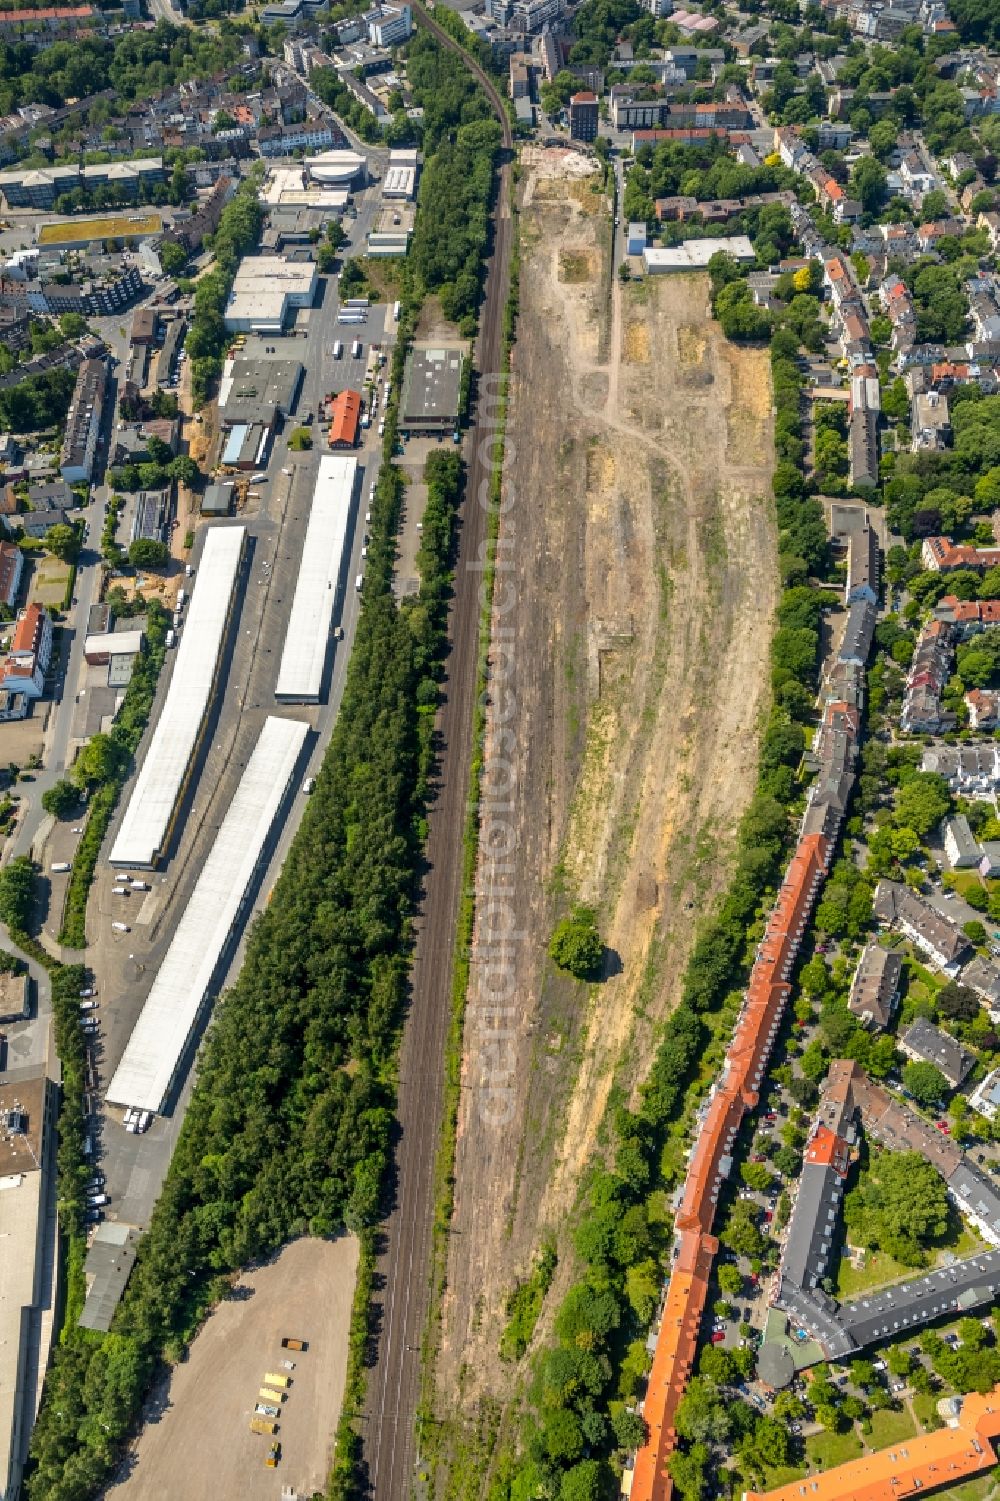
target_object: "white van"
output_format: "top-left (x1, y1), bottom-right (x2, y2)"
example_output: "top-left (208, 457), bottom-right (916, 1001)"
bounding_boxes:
top-left (51, 861), bottom-right (71, 873)
top-left (393, 300), bottom-right (400, 322)
top-left (355, 573), bottom-right (363, 591)
top-left (333, 340), bottom-right (343, 359)
top-left (165, 629), bottom-right (176, 648)
top-left (351, 340), bottom-right (362, 359)
top-left (111, 886), bottom-right (129, 896)
top-left (111, 921), bottom-right (129, 933)
top-left (130, 879), bottom-right (149, 891)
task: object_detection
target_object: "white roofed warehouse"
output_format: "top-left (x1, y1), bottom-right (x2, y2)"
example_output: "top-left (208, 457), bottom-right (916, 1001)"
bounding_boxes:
top-left (223, 255), bottom-right (318, 334)
top-left (275, 456), bottom-right (357, 702)
top-left (109, 526), bottom-right (246, 868)
top-left (106, 716), bottom-right (310, 1116)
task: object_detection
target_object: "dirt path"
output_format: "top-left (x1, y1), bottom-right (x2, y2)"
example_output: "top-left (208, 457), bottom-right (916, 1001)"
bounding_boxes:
top-left (104, 1236), bottom-right (358, 1501)
top-left (435, 147), bottom-right (777, 1417)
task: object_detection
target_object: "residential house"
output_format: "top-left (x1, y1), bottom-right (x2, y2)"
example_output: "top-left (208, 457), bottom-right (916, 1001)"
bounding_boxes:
top-left (848, 942), bottom-right (902, 1029)
top-left (872, 878), bottom-right (971, 974)
top-left (912, 389), bottom-right (951, 450)
top-left (943, 813), bottom-right (983, 869)
top-left (900, 1016), bottom-right (974, 1088)
top-left (0, 538), bottom-right (22, 605)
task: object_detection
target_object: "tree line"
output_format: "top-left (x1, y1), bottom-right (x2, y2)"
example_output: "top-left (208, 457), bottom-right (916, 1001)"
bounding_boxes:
top-left (184, 173), bottom-right (264, 404)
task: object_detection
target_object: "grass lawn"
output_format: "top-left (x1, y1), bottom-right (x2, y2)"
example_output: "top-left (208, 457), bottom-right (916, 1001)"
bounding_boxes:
top-left (865, 1406), bottom-right (917, 1449)
top-left (753, 1463), bottom-right (808, 1491)
top-left (906, 956), bottom-right (945, 991)
top-left (913, 1390), bottom-right (944, 1430)
top-left (30, 555), bottom-right (70, 608)
top-left (944, 869), bottom-right (987, 900)
top-left (930, 1476), bottom-right (999, 1501)
top-left (805, 1428), bottom-right (864, 1469)
top-left (835, 1247), bottom-right (917, 1299)
top-left (37, 210), bottom-right (162, 246)
top-left (835, 1222), bottom-right (988, 1301)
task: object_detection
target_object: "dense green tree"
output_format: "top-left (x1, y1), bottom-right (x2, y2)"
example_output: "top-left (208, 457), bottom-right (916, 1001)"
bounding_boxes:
top-left (0, 856), bottom-right (35, 931)
top-left (127, 539), bottom-right (169, 568)
top-left (41, 780), bottom-right (79, 819)
top-left (44, 522), bottom-right (79, 562)
top-left (550, 905), bottom-right (604, 980)
top-left (844, 1150), bottom-right (949, 1264)
top-left (903, 1060), bottom-right (949, 1106)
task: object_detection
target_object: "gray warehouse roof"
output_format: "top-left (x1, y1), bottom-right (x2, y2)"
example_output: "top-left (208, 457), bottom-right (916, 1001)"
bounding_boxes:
top-left (79, 1223), bottom-right (141, 1332)
top-left (219, 357), bottom-right (303, 425)
top-left (400, 344), bottom-right (464, 430)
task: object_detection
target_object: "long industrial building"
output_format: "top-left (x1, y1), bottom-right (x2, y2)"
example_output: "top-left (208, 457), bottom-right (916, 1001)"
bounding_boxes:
top-left (274, 456), bottom-right (356, 702)
top-left (109, 526), bottom-right (245, 868)
top-left (106, 715), bottom-right (310, 1115)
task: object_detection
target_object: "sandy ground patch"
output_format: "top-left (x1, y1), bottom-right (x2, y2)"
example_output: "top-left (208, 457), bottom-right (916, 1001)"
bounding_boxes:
top-left (435, 147), bottom-right (777, 1418)
top-left (104, 1236), bottom-right (358, 1501)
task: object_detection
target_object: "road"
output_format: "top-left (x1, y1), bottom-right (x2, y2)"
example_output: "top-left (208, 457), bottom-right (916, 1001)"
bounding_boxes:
top-left (361, 12), bottom-right (514, 1499)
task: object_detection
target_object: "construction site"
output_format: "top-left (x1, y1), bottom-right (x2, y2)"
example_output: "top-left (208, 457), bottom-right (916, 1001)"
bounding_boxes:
top-left (434, 145), bottom-right (778, 1430)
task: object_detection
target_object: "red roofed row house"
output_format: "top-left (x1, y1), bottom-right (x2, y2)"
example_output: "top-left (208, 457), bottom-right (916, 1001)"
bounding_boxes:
top-left (922, 535), bottom-right (1000, 572)
top-left (628, 586), bottom-right (879, 1500)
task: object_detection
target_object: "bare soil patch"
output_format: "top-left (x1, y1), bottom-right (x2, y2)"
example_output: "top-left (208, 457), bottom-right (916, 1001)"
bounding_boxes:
top-left (436, 146), bottom-right (777, 1419)
top-left (105, 1236), bottom-right (358, 1501)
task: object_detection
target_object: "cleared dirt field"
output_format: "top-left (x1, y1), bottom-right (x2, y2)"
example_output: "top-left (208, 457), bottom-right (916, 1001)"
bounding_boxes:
top-left (104, 1236), bottom-right (358, 1501)
top-left (436, 147), bottom-right (777, 1417)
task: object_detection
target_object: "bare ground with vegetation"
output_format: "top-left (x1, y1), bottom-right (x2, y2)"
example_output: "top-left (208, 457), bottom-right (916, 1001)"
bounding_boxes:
top-left (434, 146), bottom-right (778, 1437)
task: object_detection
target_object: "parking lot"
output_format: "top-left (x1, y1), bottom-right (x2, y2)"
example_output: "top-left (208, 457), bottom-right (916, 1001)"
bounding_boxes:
top-left (105, 1235), bottom-right (359, 1501)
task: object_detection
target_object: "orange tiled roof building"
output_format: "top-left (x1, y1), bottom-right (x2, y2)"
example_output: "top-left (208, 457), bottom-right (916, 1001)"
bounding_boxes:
top-left (744, 1388), bottom-right (1000, 1501)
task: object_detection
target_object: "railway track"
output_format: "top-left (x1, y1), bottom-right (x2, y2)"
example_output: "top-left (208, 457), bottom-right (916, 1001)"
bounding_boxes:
top-left (360, 12), bottom-right (514, 1498)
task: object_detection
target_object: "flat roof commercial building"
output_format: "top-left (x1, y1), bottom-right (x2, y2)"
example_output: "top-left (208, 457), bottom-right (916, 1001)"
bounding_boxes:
top-left (0, 1072), bottom-right (58, 1501)
top-left (400, 344), bottom-right (465, 433)
top-left (218, 358), bottom-right (303, 427)
top-left (223, 256), bottom-right (317, 334)
top-left (109, 526), bottom-right (245, 868)
top-left (275, 456), bottom-right (356, 702)
top-left (643, 235), bottom-right (755, 272)
top-left (306, 148), bottom-right (367, 185)
top-left (106, 715), bottom-right (310, 1114)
